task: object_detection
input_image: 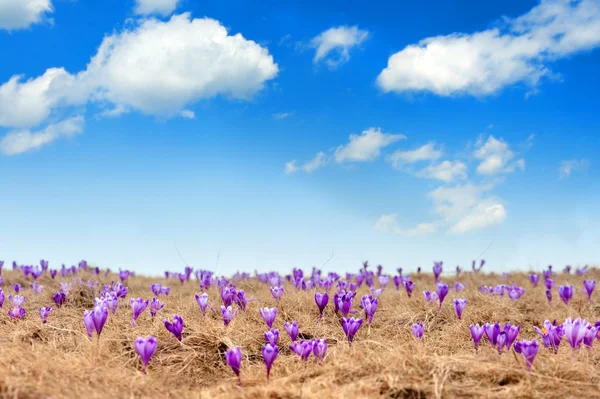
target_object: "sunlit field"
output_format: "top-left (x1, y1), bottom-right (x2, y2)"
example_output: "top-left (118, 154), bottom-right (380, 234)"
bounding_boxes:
top-left (0, 261), bottom-right (598, 399)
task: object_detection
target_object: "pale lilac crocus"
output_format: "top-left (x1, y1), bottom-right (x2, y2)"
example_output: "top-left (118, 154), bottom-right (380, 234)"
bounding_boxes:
top-left (40, 306), bottom-right (52, 323)
top-left (583, 280), bottom-right (595, 303)
top-left (529, 274), bottom-right (539, 287)
top-left (291, 340), bottom-right (314, 360)
top-left (423, 290), bottom-right (438, 303)
top-left (454, 282), bottom-right (465, 292)
top-left (504, 323), bottom-right (520, 351)
top-left (8, 307), bottom-right (25, 319)
top-left (262, 343), bottom-right (278, 381)
top-left (470, 324), bottom-right (485, 353)
top-left (370, 287), bottom-right (383, 297)
top-left (10, 294), bottom-right (25, 307)
top-left (284, 321), bottom-right (299, 342)
top-left (31, 281), bottom-right (44, 294)
top-left (514, 340), bottom-right (539, 371)
top-left (149, 298), bottom-right (164, 319)
top-left (270, 286), bottom-right (284, 302)
top-left (314, 292), bottom-right (328, 321)
top-left (544, 279), bottom-right (554, 290)
top-left (225, 346), bottom-right (242, 383)
top-left (453, 298), bottom-right (467, 320)
top-left (264, 328), bottom-right (279, 346)
top-left (195, 293), bottom-right (215, 316)
top-left (313, 339), bottom-right (327, 362)
top-left (130, 298), bottom-right (149, 327)
top-left (84, 304), bottom-right (108, 339)
top-left (259, 307), bottom-right (277, 328)
top-left (150, 284), bottom-right (162, 296)
top-left (558, 285), bottom-right (574, 305)
top-left (412, 322), bottom-right (424, 340)
top-left (361, 295), bottom-right (379, 325)
top-left (583, 326), bottom-right (598, 347)
top-left (563, 318), bottom-right (590, 350)
top-left (496, 332), bottom-right (507, 354)
top-left (135, 336), bottom-right (157, 374)
top-left (164, 314), bottom-right (184, 341)
top-left (533, 320), bottom-right (564, 354)
top-left (221, 305), bottom-right (238, 327)
top-left (433, 262), bottom-right (443, 281)
top-left (342, 317), bottom-right (363, 343)
top-left (378, 275), bottom-right (389, 289)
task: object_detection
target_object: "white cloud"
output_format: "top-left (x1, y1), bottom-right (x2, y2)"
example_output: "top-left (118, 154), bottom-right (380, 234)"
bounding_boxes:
top-left (134, 0), bottom-right (181, 16)
top-left (303, 152), bottom-right (329, 173)
top-left (0, 14), bottom-right (278, 131)
top-left (334, 127), bottom-right (405, 163)
top-left (377, 0), bottom-right (600, 97)
top-left (474, 135), bottom-right (524, 175)
top-left (450, 200), bottom-right (506, 234)
top-left (559, 159), bottom-right (590, 178)
top-left (179, 109), bottom-right (195, 119)
top-left (273, 112), bottom-right (293, 120)
top-left (416, 160), bottom-right (468, 182)
top-left (373, 214), bottom-right (440, 236)
top-left (284, 160), bottom-right (298, 175)
top-left (0, 116), bottom-right (84, 155)
top-left (0, 0), bottom-right (52, 30)
top-left (388, 141), bottom-right (442, 168)
top-left (311, 25), bottom-right (369, 69)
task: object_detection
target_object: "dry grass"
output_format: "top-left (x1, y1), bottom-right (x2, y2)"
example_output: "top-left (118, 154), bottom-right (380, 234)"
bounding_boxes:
top-left (0, 268), bottom-right (599, 399)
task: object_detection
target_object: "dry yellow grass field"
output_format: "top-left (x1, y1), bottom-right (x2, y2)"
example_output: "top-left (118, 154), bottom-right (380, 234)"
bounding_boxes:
top-left (0, 267), bottom-right (599, 399)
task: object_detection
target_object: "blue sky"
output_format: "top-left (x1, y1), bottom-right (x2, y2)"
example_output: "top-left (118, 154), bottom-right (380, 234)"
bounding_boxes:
top-left (1, 0), bottom-right (599, 276)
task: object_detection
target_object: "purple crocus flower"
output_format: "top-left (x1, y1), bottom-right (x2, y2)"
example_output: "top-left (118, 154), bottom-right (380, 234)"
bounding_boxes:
top-left (496, 332), bottom-right (507, 354)
top-left (0, 289), bottom-right (4, 309)
top-left (284, 321), bottom-right (299, 342)
top-left (583, 326), bottom-right (598, 347)
top-left (313, 339), bottom-right (327, 362)
top-left (453, 298), bottom-right (467, 320)
top-left (259, 307), bottom-right (277, 328)
top-left (264, 328), bottom-right (279, 346)
top-left (225, 346), bottom-right (242, 382)
top-left (291, 340), bottom-right (314, 360)
top-left (484, 322), bottom-right (501, 346)
top-left (423, 290), bottom-right (438, 303)
top-left (558, 285), bottom-right (574, 305)
top-left (10, 294), bottom-right (25, 307)
top-left (436, 282), bottom-right (449, 312)
top-left (150, 284), bottom-right (162, 296)
top-left (195, 293), bottom-right (215, 316)
top-left (235, 290), bottom-right (248, 311)
top-left (160, 286), bottom-right (170, 296)
top-left (454, 282), bottom-right (465, 292)
top-left (544, 279), bottom-right (554, 290)
top-left (533, 320), bottom-right (564, 354)
top-left (370, 287), bottom-right (383, 297)
top-left (164, 314), bottom-right (184, 341)
top-left (336, 291), bottom-right (356, 317)
top-left (119, 269), bottom-right (130, 282)
top-left (220, 286), bottom-right (236, 307)
top-left (221, 305), bottom-right (238, 326)
top-left (314, 292), bottom-right (329, 320)
top-left (403, 280), bottom-right (415, 297)
top-left (50, 269), bottom-right (57, 279)
top-left (412, 322), bottom-right (424, 340)
top-left (39, 306), bottom-right (52, 323)
top-left (378, 275), bottom-right (389, 289)
top-left (546, 289), bottom-right (552, 303)
top-left (13, 283), bottom-right (21, 293)
top-left (261, 343), bottom-right (278, 381)
top-left (8, 307), bottom-right (25, 319)
top-left (514, 340), bottom-right (539, 371)
top-left (583, 280), bottom-right (596, 303)
top-left (135, 336), bottom-right (157, 374)
top-left (130, 298), bottom-right (149, 327)
top-left (149, 298), bottom-right (164, 319)
top-left (529, 274), bottom-right (539, 287)
top-left (563, 318), bottom-right (590, 350)
top-left (470, 324), bottom-right (485, 353)
top-left (83, 304), bottom-right (108, 339)
top-left (433, 262), bottom-right (443, 281)
top-left (341, 317), bottom-right (363, 343)
top-left (361, 295), bottom-right (379, 325)
top-left (504, 323), bottom-right (521, 350)
top-left (270, 286), bottom-right (284, 302)
top-left (103, 292), bottom-right (119, 314)
top-left (456, 266), bottom-right (462, 277)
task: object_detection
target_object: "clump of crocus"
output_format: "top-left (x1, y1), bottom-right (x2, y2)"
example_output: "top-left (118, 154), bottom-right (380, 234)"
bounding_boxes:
top-left (221, 305), bottom-right (238, 326)
top-left (270, 286), bottom-right (284, 302)
top-left (341, 317), bottom-right (363, 343)
top-left (84, 304), bottom-right (108, 339)
top-left (262, 343), bottom-right (278, 381)
top-left (533, 320), bottom-right (564, 353)
top-left (135, 336), bottom-right (157, 374)
top-left (563, 318), bottom-right (589, 350)
top-left (361, 295), bottom-right (379, 325)
top-left (150, 284), bottom-right (169, 296)
top-left (370, 287), bottom-right (383, 297)
top-left (529, 274), bottom-right (539, 287)
top-left (403, 280), bottom-right (415, 297)
top-left (436, 283), bottom-right (449, 313)
top-left (314, 292), bottom-right (328, 322)
top-left (378, 275), bottom-right (389, 289)
top-left (164, 314), bottom-right (184, 341)
top-left (259, 307), bottom-right (277, 328)
top-left (558, 285), bottom-right (574, 305)
top-left (149, 298), bottom-right (164, 319)
top-left (514, 340), bottom-right (539, 371)
top-left (335, 291), bottom-right (356, 317)
top-left (195, 293), bottom-right (215, 316)
top-left (40, 306), bottom-right (52, 323)
top-left (453, 298), bottom-right (467, 320)
top-left (225, 346), bottom-right (242, 383)
top-left (290, 340), bottom-right (314, 360)
top-left (130, 298), bottom-right (149, 327)
top-left (31, 281), bottom-right (44, 294)
top-left (454, 282), bottom-right (465, 292)
top-left (264, 328), bottom-right (279, 346)
top-left (583, 280), bottom-right (596, 303)
top-left (9, 294), bottom-right (25, 307)
top-left (544, 279), bottom-right (555, 291)
top-left (470, 324), bottom-right (485, 353)
top-left (484, 322), bottom-right (501, 347)
top-left (284, 321), bottom-right (299, 341)
top-left (423, 290), bottom-right (438, 303)
top-left (8, 307), bottom-right (25, 319)
top-left (313, 339), bottom-right (327, 362)
top-left (412, 322), bottom-right (424, 340)
top-left (433, 262), bottom-right (443, 281)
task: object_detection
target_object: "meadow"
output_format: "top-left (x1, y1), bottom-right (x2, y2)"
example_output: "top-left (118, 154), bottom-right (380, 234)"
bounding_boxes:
top-left (0, 261), bottom-right (598, 399)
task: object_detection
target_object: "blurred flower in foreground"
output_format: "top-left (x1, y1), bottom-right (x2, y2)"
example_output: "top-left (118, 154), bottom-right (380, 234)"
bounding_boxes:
top-left (262, 343), bottom-right (278, 381)
top-left (164, 314), bottom-right (184, 341)
top-left (514, 340), bottom-right (539, 371)
top-left (149, 298), bottom-right (164, 319)
top-left (40, 306), bottom-right (52, 323)
top-left (225, 346), bottom-right (242, 383)
top-left (470, 324), bottom-right (484, 353)
top-left (135, 336), bottom-right (157, 374)
top-left (412, 322), bottom-right (424, 340)
top-left (453, 299), bottom-right (467, 320)
top-left (583, 280), bottom-right (595, 303)
top-left (558, 285), bottom-right (574, 305)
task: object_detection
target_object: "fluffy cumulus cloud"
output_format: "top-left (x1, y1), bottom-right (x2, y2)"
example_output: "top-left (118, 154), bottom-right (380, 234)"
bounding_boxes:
top-left (0, 14), bottom-right (278, 152)
top-left (311, 25), bottom-right (369, 69)
top-left (388, 141), bottom-right (443, 168)
top-left (377, 0), bottom-right (600, 96)
top-left (334, 127), bottom-right (405, 163)
top-left (559, 159), bottom-right (590, 178)
top-left (134, 0), bottom-right (181, 16)
top-left (284, 152), bottom-right (330, 174)
top-left (0, 116), bottom-right (84, 155)
top-left (416, 160), bottom-right (468, 182)
top-left (0, 0), bottom-right (52, 30)
top-left (474, 135), bottom-right (525, 175)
